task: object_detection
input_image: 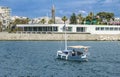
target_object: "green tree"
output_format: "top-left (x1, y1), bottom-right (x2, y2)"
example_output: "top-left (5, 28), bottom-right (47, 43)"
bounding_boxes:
top-left (85, 12), bottom-right (94, 24)
top-left (7, 18), bottom-right (30, 33)
top-left (0, 21), bottom-right (2, 32)
top-left (13, 18), bottom-right (30, 25)
top-left (48, 19), bottom-right (53, 24)
top-left (96, 12), bottom-right (114, 22)
top-left (40, 18), bottom-right (46, 24)
top-left (85, 16), bottom-right (92, 24)
top-left (89, 12), bottom-right (94, 18)
top-left (70, 13), bottom-right (77, 24)
top-left (62, 16), bottom-right (68, 24)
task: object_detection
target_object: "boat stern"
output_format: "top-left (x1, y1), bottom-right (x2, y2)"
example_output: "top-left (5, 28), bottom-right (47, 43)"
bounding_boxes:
top-left (56, 50), bottom-right (69, 60)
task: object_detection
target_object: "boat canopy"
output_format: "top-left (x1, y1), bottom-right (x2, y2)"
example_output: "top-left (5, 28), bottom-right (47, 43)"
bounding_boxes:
top-left (68, 45), bottom-right (90, 49)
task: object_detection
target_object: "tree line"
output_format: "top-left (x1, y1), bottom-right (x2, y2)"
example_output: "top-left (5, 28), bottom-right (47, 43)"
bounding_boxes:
top-left (0, 11), bottom-right (115, 32)
top-left (34, 12), bottom-right (114, 25)
top-left (69, 12), bottom-right (114, 25)
top-left (8, 12), bottom-right (115, 25)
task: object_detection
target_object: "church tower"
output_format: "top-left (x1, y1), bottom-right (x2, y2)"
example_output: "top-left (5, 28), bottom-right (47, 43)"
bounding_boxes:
top-left (51, 5), bottom-right (55, 24)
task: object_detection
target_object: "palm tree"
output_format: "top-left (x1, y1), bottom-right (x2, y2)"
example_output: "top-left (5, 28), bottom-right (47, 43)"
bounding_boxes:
top-left (70, 13), bottom-right (77, 24)
top-left (77, 14), bottom-right (83, 24)
top-left (85, 12), bottom-right (94, 24)
top-left (62, 16), bottom-right (68, 24)
top-left (89, 12), bottom-right (94, 18)
top-left (40, 18), bottom-right (46, 24)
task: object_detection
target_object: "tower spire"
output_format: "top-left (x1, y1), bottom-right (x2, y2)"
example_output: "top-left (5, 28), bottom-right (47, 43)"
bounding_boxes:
top-left (51, 1), bottom-right (55, 24)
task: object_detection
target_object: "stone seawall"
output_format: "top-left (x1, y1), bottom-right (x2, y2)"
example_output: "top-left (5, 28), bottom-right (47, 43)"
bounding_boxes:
top-left (0, 33), bottom-right (120, 41)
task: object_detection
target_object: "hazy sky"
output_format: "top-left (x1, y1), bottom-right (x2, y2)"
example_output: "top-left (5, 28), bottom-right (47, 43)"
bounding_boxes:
top-left (0, 0), bottom-right (120, 18)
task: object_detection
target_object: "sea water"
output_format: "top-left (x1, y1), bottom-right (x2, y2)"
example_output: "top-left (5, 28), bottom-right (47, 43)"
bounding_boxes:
top-left (0, 41), bottom-right (120, 77)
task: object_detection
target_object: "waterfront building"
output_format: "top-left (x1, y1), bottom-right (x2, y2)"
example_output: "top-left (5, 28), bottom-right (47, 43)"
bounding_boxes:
top-left (0, 6), bottom-right (11, 30)
top-left (16, 24), bottom-right (120, 34)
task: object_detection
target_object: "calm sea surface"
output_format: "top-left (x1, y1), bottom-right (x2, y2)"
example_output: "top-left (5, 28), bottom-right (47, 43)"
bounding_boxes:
top-left (0, 41), bottom-right (120, 77)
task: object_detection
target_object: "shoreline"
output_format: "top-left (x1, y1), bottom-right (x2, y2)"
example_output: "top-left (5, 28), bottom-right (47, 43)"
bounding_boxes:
top-left (0, 32), bottom-right (120, 41)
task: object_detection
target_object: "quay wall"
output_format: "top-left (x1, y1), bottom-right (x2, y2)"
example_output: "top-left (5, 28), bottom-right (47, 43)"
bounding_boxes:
top-left (0, 33), bottom-right (120, 41)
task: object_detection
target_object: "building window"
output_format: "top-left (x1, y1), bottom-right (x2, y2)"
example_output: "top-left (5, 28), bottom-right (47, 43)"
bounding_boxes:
top-left (42, 27), bottom-right (47, 31)
top-left (101, 27), bottom-right (104, 31)
top-left (96, 27), bottom-right (100, 31)
top-left (67, 27), bottom-right (72, 31)
top-left (53, 27), bottom-right (58, 31)
top-left (33, 27), bottom-right (38, 31)
top-left (24, 27), bottom-right (29, 31)
top-left (96, 27), bottom-right (120, 31)
top-left (76, 27), bottom-right (85, 32)
top-left (24, 27), bottom-right (32, 31)
top-left (38, 27), bottom-right (42, 31)
top-left (110, 27), bottom-right (113, 31)
top-left (114, 27), bottom-right (118, 31)
top-left (48, 27), bottom-right (52, 31)
top-left (63, 26), bottom-right (72, 31)
top-left (105, 27), bottom-right (109, 31)
top-left (20, 26), bottom-right (58, 32)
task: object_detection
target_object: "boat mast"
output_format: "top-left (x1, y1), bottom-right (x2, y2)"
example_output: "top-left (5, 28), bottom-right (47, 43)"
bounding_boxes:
top-left (62, 16), bottom-right (68, 51)
top-left (64, 24), bottom-right (67, 50)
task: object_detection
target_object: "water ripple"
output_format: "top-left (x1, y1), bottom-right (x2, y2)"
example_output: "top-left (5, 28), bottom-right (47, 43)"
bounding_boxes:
top-left (0, 41), bottom-right (120, 77)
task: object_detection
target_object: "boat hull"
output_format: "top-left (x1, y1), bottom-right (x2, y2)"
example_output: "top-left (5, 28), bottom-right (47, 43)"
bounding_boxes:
top-left (57, 54), bottom-right (88, 62)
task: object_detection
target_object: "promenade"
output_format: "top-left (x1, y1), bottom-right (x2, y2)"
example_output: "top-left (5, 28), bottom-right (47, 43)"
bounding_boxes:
top-left (0, 32), bottom-right (120, 41)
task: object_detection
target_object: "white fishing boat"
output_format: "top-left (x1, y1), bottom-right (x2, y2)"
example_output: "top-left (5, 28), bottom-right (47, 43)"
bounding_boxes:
top-left (56, 24), bottom-right (90, 61)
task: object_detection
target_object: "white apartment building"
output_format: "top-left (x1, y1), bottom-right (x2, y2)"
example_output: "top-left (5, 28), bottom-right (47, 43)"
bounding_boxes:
top-left (0, 6), bottom-right (11, 30)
